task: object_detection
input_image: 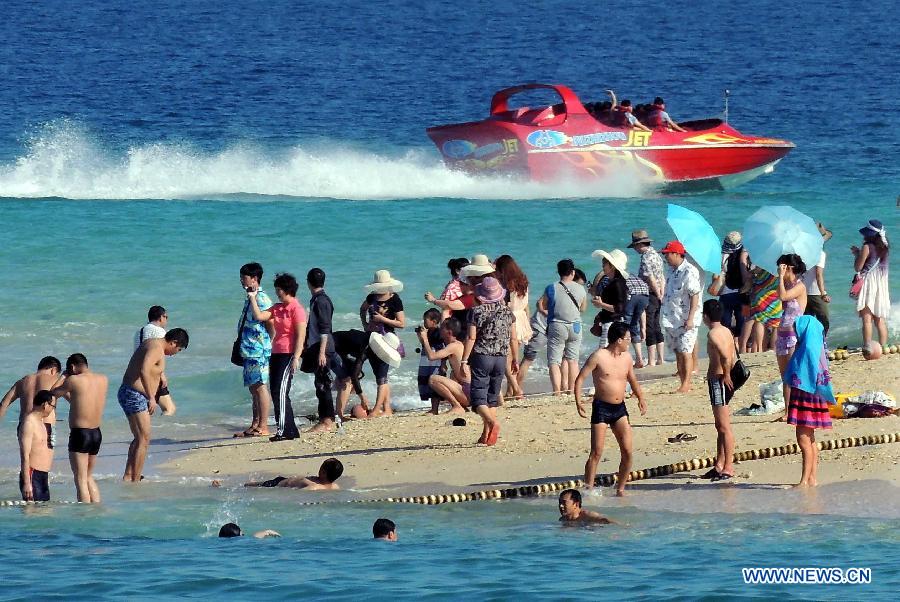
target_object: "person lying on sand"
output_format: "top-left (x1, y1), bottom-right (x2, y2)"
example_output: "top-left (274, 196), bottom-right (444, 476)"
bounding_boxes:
top-left (558, 489), bottom-right (615, 525)
top-left (243, 457), bottom-right (343, 490)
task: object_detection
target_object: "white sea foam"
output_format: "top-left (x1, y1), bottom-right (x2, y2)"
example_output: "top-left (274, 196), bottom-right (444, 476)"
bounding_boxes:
top-left (0, 120), bottom-right (647, 201)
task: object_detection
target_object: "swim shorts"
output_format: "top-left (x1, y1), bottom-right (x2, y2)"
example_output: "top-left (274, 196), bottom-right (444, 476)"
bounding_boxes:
top-left (523, 327), bottom-right (547, 361)
top-left (68, 427), bottom-right (102, 455)
top-left (590, 399), bottom-right (629, 426)
top-left (261, 476), bottom-right (286, 487)
top-left (118, 384), bottom-right (149, 415)
top-left (20, 468), bottom-right (50, 502)
top-left (708, 377), bottom-right (728, 407)
top-left (664, 326), bottom-right (698, 354)
top-left (243, 356), bottom-right (270, 387)
top-left (417, 364), bottom-right (441, 400)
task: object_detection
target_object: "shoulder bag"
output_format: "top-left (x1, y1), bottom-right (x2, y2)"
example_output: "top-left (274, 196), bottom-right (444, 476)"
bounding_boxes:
top-left (231, 301), bottom-right (249, 366)
top-left (726, 341), bottom-right (750, 402)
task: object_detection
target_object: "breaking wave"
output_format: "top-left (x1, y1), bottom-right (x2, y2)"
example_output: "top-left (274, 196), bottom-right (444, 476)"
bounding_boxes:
top-left (0, 120), bottom-right (647, 201)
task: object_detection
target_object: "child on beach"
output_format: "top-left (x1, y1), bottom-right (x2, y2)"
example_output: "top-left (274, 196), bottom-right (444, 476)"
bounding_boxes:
top-left (418, 317), bottom-right (468, 414)
top-left (243, 457), bottom-right (343, 490)
top-left (783, 315), bottom-right (834, 487)
top-left (702, 300), bottom-right (736, 481)
top-left (416, 308), bottom-right (445, 413)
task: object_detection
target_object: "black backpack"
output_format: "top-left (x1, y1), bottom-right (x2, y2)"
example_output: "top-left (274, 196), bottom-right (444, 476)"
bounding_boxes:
top-left (724, 252), bottom-right (745, 290)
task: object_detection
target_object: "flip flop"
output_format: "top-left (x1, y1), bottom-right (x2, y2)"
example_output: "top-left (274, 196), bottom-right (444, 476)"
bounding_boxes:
top-left (234, 428), bottom-right (266, 438)
top-left (700, 468), bottom-right (719, 479)
top-left (667, 433), bottom-right (697, 443)
top-left (711, 473), bottom-right (733, 482)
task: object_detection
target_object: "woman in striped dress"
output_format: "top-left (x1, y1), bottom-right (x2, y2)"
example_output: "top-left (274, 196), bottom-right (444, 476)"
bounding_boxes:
top-left (783, 315), bottom-right (834, 487)
top-left (749, 266), bottom-right (782, 352)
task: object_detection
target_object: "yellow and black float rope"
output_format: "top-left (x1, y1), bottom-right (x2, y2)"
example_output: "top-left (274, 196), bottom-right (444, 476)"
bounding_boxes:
top-left (327, 431), bottom-right (900, 506)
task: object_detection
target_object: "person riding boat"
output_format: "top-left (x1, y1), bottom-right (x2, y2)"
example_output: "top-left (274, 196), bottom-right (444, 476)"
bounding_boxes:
top-left (646, 97), bottom-right (686, 132)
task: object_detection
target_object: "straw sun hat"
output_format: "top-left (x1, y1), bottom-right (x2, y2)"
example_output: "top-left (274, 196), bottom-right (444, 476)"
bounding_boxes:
top-left (458, 254), bottom-right (494, 279)
top-left (368, 332), bottom-right (402, 368)
top-left (591, 248), bottom-right (629, 277)
top-left (364, 270), bottom-right (404, 293)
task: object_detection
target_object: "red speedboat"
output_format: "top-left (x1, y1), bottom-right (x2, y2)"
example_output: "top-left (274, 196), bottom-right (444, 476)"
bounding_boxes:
top-left (426, 83), bottom-right (794, 192)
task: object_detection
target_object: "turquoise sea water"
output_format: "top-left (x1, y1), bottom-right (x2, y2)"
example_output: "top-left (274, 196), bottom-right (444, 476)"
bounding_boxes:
top-left (1, 0), bottom-right (899, 598)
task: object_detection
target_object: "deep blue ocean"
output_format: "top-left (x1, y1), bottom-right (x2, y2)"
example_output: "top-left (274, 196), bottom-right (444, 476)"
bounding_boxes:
top-left (1, 0), bottom-right (898, 599)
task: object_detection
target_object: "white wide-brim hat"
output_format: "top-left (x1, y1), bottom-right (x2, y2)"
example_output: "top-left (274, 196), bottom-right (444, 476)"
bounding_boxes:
top-left (591, 248), bottom-right (629, 277)
top-left (459, 254), bottom-right (494, 279)
top-left (368, 332), bottom-right (402, 368)
top-left (364, 269), bottom-right (404, 293)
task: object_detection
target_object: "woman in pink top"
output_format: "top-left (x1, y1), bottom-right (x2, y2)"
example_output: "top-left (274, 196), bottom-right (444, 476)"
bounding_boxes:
top-left (249, 273), bottom-right (307, 441)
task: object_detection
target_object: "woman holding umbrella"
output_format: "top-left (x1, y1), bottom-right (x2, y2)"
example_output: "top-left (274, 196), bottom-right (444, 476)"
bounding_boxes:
top-left (776, 253), bottom-right (808, 410)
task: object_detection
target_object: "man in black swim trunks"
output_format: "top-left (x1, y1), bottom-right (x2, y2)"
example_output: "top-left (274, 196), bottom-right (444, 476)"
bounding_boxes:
top-left (18, 391), bottom-right (56, 502)
top-left (574, 322), bottom-right (648, 497)
top-left (51, 354), bottom-right (108, 503)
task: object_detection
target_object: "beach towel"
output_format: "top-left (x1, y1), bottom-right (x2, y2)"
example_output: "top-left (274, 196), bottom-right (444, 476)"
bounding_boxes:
top-left (750, 269), bottom-right (782, 328)
top-left (782, 315), bottom-right (835, 403)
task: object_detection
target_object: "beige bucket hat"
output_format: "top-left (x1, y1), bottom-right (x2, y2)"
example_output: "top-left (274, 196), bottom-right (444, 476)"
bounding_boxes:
top-left (364, 270), bottom-right (404, 293)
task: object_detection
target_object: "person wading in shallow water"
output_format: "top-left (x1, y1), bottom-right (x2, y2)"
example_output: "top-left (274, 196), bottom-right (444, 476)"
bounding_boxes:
top-left (50, 354), bottom-right (107, 503)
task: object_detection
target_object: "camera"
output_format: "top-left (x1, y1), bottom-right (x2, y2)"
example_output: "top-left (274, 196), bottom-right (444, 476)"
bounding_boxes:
top-left (415, 325), bottom-right (424, 334)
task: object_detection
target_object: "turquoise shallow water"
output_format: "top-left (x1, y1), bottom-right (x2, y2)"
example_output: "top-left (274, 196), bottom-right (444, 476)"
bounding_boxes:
top-left (2, 482), bottom-right (899, 600)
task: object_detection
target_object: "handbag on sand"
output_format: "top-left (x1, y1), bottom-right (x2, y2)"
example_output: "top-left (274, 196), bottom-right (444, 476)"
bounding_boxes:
top-left (231, 302), bottom-right (248, 366)
top-left (726, 342), bottom-right (750, 402)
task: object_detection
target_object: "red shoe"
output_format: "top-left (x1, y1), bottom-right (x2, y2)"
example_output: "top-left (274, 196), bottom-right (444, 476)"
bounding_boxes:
top-left (486, 423), bottom-right (500, 446)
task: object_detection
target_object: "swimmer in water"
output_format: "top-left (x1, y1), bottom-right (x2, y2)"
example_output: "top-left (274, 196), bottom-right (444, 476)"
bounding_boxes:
top-left (558, 489), bottom-right (615, 525)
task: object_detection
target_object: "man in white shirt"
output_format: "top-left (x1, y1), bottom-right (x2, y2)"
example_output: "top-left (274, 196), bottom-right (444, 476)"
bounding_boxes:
top-left (660, 241), bottom-right (702, 393)
top-left (134, 306), bottom-right (175, 415)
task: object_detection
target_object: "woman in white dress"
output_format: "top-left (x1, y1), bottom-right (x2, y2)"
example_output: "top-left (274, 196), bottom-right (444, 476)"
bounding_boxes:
top-left (495, 255), bottom-right (531, 399)
top-left (852, 219), bottom-right (890, 347)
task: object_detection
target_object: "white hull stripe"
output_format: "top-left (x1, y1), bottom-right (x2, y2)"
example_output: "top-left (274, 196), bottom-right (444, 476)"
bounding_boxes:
top-left (527, 143), bottom-right (793, 154)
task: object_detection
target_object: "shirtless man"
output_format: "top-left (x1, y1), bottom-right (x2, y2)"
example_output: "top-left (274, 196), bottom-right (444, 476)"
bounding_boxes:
top-left (119, 328), bottom-right (189, 482)
top-left (419, 318), bottom-right (469, 414)
top-left (18, 391), bottom-right (56, 502)
top-left (558, 489), bottom-right (615, 525)
top-left (1, 356), bottom-right (63, 449)
top-left (243, 457), bottom-right (343, 490)
top-left (574, 322), bottom-right (647, 496)
top-left (50, 353), bottom-right (107, 503)
top-left (702, 299), bottom-right (736, 481)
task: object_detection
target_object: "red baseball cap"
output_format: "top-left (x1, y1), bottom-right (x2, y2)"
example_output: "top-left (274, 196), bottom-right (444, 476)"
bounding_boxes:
top-left (660, 240), bottom-right (686, 255)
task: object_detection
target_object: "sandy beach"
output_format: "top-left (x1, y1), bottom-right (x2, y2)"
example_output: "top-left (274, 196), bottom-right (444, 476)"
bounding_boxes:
top-left (164, 352), bottom-right (900, 496)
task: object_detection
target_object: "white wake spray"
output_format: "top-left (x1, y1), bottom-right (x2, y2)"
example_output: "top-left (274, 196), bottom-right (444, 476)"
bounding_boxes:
top-left (0, 120), bottom-right (647, 200)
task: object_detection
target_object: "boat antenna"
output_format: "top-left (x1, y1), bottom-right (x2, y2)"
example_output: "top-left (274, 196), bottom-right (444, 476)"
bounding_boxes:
top-left (724, 89), bottom-right (730, 123)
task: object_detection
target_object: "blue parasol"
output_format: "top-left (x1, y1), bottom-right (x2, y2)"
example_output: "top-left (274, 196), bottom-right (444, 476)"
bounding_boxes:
top-left (665, 204), bottom-right (721, 273)
top-left (742, 206), bottom-right (823, 272)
